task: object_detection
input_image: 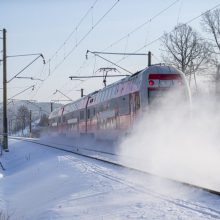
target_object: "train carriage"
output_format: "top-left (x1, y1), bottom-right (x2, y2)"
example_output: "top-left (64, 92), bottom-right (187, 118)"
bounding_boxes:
top-left (48, 64), bottom-right (190, 140)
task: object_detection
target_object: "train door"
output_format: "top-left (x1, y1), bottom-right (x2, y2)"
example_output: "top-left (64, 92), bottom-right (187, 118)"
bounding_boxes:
top-left (130, 92), bottom-right (140, 125)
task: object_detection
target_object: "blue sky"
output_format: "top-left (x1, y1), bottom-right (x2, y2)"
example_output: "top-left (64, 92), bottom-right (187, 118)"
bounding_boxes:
top-left (1, 0), bottom-right (220, 103)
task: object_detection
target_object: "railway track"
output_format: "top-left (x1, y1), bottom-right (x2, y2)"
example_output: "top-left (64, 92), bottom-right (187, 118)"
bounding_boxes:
top-left (8, 136), bottom-right (220, 199)
top-left (4, 136), bottom-right (220, 218)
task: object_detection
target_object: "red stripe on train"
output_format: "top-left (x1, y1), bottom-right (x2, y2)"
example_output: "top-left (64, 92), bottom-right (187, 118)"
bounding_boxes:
top-left (149, 73), bottom-right (182, 80)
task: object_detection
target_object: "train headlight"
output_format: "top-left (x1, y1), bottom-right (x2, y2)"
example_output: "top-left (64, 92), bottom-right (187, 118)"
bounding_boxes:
top-left (149, 80), bottom-right (155, 86)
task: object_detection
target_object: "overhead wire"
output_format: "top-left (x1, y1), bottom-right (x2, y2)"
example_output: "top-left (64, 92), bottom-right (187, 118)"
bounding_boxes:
top-left (44, 0), bottom-right (121, 100)
top-left (36, 0), bottom-right (99, 85)
top-left (176, 0), bottom-right (184, 24)
top-left (57, 0), bottom-right (182, 97)
top-left (33, 0), bottom-right (120, 100)
top-left (104, 0), bottom-right (180, 51)
top-left (36, 1), bottom-right (220, 103)
top-left (67, 0), bottom-right (182, 88)
top-left (46, 0), bottom-right (99, 64)
top-left (57, 0), bottom-right (173, 84)
top-left (113, 2), bottom-right (220, 65)
top-left (48, 0), bottom-right (120, 77)
top-left (33, 0), bottom-right (100, 98)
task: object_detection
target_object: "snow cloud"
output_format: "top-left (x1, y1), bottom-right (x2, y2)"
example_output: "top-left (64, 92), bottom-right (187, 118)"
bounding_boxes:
top-left (118, 89), bottom-right (220, 192)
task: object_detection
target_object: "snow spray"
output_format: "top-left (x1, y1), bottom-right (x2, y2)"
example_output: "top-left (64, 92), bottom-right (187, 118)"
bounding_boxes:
top-left (118, 88), bottom-right (220, 192)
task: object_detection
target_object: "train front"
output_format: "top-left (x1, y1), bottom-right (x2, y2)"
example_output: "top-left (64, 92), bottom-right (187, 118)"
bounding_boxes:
top-left (143, 65), bottom-right (191, 109)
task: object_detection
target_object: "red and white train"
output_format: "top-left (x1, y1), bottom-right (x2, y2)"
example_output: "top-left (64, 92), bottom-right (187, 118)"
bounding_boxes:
top-left (48, 64), bottom-right (190, 140)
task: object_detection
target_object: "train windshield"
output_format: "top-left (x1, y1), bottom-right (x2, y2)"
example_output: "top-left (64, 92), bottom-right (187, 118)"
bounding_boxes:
top-left (149, 89), bottom-right (167, 105)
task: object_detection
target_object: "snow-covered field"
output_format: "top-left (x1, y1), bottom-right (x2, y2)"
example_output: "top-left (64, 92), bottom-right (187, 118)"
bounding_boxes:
top-left (0, 139), bottom-right (220, 220)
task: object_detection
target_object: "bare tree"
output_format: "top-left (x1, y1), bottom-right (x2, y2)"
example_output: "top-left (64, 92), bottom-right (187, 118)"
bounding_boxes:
top-left (201, 9), bottom-right (220, 94)
top-left (161, 23), bottom-right (211, 88)
top-left (17, 105), bottom-right (30, 136)
top-left (201, 9), bottom-right (220, 58)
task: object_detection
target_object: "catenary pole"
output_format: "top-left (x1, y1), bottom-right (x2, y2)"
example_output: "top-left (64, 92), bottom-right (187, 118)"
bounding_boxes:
top-left (29, 110), bottom-right (32, 138)
top-left (50, 102), bottom-right (53, 112)
top-left (81, 88), bottom-right (84, 97)
top-left (148, 51), bottom-right (152, 66)
top-left (2, 28), bottom-right (8, 151)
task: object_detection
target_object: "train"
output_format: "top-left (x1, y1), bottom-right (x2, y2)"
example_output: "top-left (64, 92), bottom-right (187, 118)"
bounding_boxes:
top-left (48, 64), bottom-right (191, 140)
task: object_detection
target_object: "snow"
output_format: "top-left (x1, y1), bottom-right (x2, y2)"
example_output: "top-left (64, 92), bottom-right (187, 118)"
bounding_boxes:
top-left (0, 139), bottom-right (220, 220)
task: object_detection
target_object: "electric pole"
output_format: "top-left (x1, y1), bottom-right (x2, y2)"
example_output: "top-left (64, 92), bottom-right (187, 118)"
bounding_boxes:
top-left (148, 51), bottom-right (151, 66)
top-left (50, 102), bottom-right (53, 112)
top-left (2, 28), bottom-right (8, 151)
top-left (29, 110), bottom-right (32, 138)
top-left (81, 88), bottom-right (84, 98)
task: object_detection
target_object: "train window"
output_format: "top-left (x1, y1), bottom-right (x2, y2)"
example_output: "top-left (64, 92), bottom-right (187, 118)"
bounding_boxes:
top-left (106, 89), bottom-right (110, 100)
top-left (108, 89), bottom-right (111, 99)
top-left (96, 93), bottom-right (99, 103)
top-left (105, 89), bottom-right (108, 100)
top-left (103, 91), bottom-right (107, 101)
top-left (109, 99), bottom-right (115, 110)
top-left (98, 93), bottom-right (101, 102)
top-left (113, 87), bottom-right (116, 98)
top-left (110, 88), bottom-right (113, 98)
top-left (100, 92), bottom-right (103, 102)
top-left (87, 109), bottom-right (90, 119)
top-left (107, 89), bottom-right (111, 99)
top-left (114, 86), bottom-right (117, 97)
top-left (135, 93), bottom-right (140, 109)
top-left (104, 90), bottom-right (108, 101)
top-left (118, 95), bottom-right (130, 115)
top-left (80, 111), bottom-right (84, 120)
top-left (102, 91), bottom-right (105, 102)
top-left (108, 87), bottom-right (112, 99)
top-left (115, 85), bottom-right (119, 95)
top-left (93, 108), bottom-right (96, 116)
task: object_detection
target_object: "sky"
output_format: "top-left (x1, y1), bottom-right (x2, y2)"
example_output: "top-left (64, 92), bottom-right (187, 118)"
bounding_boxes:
top-left (1, 0), bottom-right (220, 103)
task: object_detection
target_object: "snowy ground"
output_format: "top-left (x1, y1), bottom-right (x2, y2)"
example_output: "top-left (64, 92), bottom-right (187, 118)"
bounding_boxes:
top-left (0, 139), bottom-right (220, 220)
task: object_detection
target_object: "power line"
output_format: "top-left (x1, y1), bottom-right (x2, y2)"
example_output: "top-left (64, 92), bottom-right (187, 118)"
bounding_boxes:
top-left (38, 2), bottom-right (220, 102)
top-left (80, 2), bottom-right (220, 78)
top-left (69, 75), bottom-right (129, 79)
top-left (47, 0), bottom-right (99, 64)
top-left (87, 50), bottom-right (133, 74)
top-left (38, 0), bottom-right (179, 99)
top-left (60, 0), bottom-right (181, 92)
top-left (176, 0), bottom-right (184, 24)
top-left (8, 85), bottom-right (35, 100)
top-left (7, 54), bottom-right (45, 83)
top-left (53, 89), bottom-right (73, 101)
top-left (104, 0), bottom-right (180, 50)
top-left (35, 0), bottom-right (100, 88)
top-left (87, 51), bottom-right (149, 56)
top-left (71, 1), bottom-right (179, 80)
top-left (35, 0), bottom-right (120, 100)
top-left (62, 0), bottom-right (180, 77)
top-left (48, 0), bottom-right (120, 76)
top-left (114, 3), bottom-right (220, 65)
